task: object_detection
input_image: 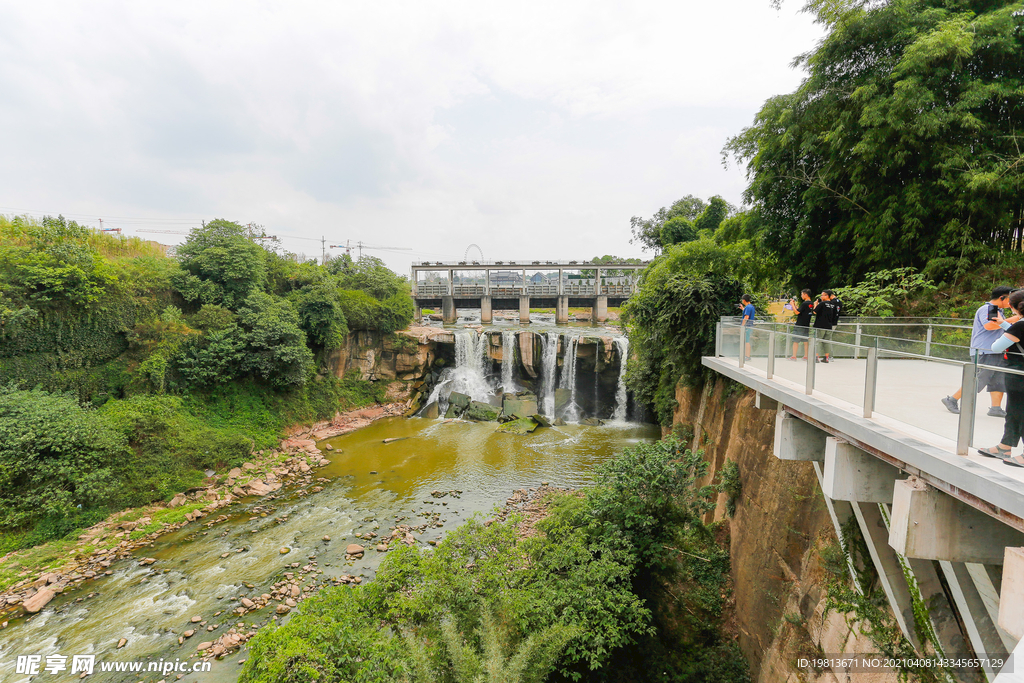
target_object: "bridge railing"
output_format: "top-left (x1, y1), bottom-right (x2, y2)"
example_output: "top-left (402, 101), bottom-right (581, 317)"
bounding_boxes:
top-left (415, 283), bottom-right (634, 297)
top-left (716, 318), bottom-right (1024, 457)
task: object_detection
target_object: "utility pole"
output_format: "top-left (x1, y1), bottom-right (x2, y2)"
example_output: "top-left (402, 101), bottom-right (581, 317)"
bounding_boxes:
top-left (321, 236), bottom-right (326, 265)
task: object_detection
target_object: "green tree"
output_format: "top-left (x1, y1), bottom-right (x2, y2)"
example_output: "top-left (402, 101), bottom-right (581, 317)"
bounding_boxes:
top-left (630, 195), bottom-right (709, 252)
top-left (174, 219), bottom-right (269, 308)
top-left (660, 216), bottom-right (698, 247)
top-left (236, 292), bottom-right (314, 386)
top-left (295, 284), bottom-right (348, 350)
top-left (725, 0), bottom-right (1024, 290)
top-left (694, 196), bottom-right (731, 236)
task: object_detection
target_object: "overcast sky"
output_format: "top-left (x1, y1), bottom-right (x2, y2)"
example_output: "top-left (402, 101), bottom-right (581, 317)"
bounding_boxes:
top-left (0, 1), bottom-right (823, 273)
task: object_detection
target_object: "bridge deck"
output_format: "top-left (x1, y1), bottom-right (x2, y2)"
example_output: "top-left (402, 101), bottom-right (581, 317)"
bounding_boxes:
top-left (704, 353), bottom-right (1024, 529)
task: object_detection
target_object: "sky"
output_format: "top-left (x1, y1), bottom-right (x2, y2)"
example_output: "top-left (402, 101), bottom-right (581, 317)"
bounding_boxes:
top-left (0, 1), bottom-right (824, 274)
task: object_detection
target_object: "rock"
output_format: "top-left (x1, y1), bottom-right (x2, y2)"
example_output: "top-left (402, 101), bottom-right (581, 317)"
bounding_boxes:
top-left (286, 598), bottom-right (296, 607)
top-left (322, 535), bottom-right (331, 542)
top-left (448, 392), bottom-right (471, 408)
top-left (117, 638), bottom-right (127, 649)
top-left (346, 544), bottom-right (365, 555)
top-left (382, 437), bottom-right (408, 444)
top-left (279, 547), bottom-right (290, 555)
top-left (241, 598), bottom-right (255, 608)
top-left (553, 417), bottom-right (567, 426)
top-left (553, 388), bottom-right (572, 414)
top-left (275, 604), bottom-right (290, 615)
top-left (191, 615), bottom-right (203, 623)
top-left (183, 630), bottom-right (195, 638)
top-left (444, 403), bottom-right (463, 419)
top-left (228, 467), bottom-right (242, 479)
top-left (502, 397), bottom-right (538, 420)
top-left (580, 417), bottom-right (605, 426)
top-left (497, 417), bottom-right (539, 435)
top-left (530, 414), bottom-right (553, 428)
top-left (290, 585), bottom-right (300, 597)
top-left (376, 544), bottom-right (388, 552)
top-left (138, 558), bottom-right (157, 566)
top-left (242, 462), bottom-right (257, 470)
top-left (168, 493), bottom-right (187, 508)
top-left (420, 401), bottom-right (440, 419)
top-left (246, 480), bottom-right (274, 496)
top-left (197, 641), bottom-right (214, 651)
top-left (22, 588), bottom-right (55, 613)
top-left (465, 401), bottom-right (500, 422)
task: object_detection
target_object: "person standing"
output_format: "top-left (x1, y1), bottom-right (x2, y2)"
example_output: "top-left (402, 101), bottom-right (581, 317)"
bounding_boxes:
top-left (942, 286), bottom-right (1017, 416)
top-left (740, 294), bottom-right (755, 360)
top-left (978, 289), bottom-right (1024, 461)
top-left (789, 289), bottom-right (813, 359)
top-left (812, 291), bottom-right (836, 363)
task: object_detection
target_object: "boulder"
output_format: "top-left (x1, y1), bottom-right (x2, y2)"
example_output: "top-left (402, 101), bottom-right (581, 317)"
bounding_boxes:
top-left (240, 598), bottom-right (255, 608)
top-left (465, 401), bottom-right (500, 422)
top-left (275, 604), bottom-right (291, 615)
top-left (497, 417), bottom-right (539, 435)
top-left (197, 641), bottom-right (214, 651)
top-left (448, 392), bottom-right (471, 408)
top-left (580, 417), bottom-right (605, 426)
top-left (420, 401), bottom-right (440, 419)
top-left (242, 462), bottom-right (257, 470)
top-left (531, 414), bottom-right (553, 428)
top-left (553, 388), bottom-right (572, 415)
top-left (168, 493), bottom-right (187, 508)
top-left (444, 403), bottom-right (464, 419)
top-left (553, 417), bottom-right (567, 426)
top-left (346, 544), bottom-right (365, 555)
top-left (227, 467), bottom-right (242, 479)
top-left (22, 588), bottom-right (55, 614)
top-left (502, 397), bottom-right (538, 420)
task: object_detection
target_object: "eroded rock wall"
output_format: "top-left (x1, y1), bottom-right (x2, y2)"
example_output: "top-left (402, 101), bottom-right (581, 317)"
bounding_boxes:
top-left (673, 379), bottom-right (904, 683)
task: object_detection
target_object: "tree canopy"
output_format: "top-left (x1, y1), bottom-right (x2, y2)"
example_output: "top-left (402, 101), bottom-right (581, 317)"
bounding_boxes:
top-left (630, 195), bottom-right (736, 252)
top-left (725, 0), bottom-right (1024, 289)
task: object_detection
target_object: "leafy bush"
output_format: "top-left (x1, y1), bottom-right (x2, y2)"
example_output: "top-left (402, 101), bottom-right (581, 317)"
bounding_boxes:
top-left (832, 267), bottom-right (937, 317)
top-left (173, 219), bottom-right (269, 308)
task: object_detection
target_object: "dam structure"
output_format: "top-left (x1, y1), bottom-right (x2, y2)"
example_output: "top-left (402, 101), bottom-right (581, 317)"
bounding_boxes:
top-left (706, 317), bottom-right (1024, 682)
top-left (410, 260), bottom-right (649, 324)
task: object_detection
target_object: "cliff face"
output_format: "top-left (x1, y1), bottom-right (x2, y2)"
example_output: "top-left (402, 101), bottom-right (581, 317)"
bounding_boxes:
top-left (673, 378), bottom-right (902, 683)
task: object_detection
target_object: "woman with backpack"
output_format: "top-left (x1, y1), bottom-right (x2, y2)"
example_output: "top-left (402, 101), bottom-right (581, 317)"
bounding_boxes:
top-left (978, 289), bottom-right (1024, 465)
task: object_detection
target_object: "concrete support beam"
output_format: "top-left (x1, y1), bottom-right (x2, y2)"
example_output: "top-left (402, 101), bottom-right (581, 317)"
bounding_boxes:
top-left (903, 555), bottom-right (975, 677)
top-left (812, 462), bottom-right (862, 591)
top-left (968, 563), bottom-right (1017, 652)
top-left (999, 548), bottom-right (1024, 639)
top-left (414, 306), bottom-right (422, 323)
top-left (519, 296), bottom-right (530, 324)
top-left (480, 296), bottom-right (492, 324)
top-left (773, 410), bottom-right (827, 461)
top-left (939, 560), bottom-right (1009, 675)
top-left (442, 296), bottom-right (456, 324)
top-left (555, 295), bottom-right (569, 325)
top-left (823, 438), bottom-right (900, 504)
top-left (889, 479), bottom-right (1024, 564)
top-left (754, 392), bottom-right (778, 411)
top-left (593, 295), bottom-right (608, 324)
top-left (852, 502), bottom-right (922, 650)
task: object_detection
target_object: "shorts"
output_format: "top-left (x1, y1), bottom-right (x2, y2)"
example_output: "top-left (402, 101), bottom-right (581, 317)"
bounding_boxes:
top-left (977, 354), bottom-right (1008, 393)
top-left (793, 326), bottom-right (809, 339)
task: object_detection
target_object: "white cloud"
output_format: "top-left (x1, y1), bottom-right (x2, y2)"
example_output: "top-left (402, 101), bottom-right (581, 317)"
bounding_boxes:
top-left (0, 0), bottom-right (824, 270)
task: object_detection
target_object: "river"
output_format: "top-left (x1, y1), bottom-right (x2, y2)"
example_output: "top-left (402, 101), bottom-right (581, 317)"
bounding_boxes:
top-left (0, 416), bottom-right (658, 682)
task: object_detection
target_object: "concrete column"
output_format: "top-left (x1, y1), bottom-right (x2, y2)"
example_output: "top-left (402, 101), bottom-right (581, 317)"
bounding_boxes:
top-left (755, 392), bottom-right (778, 410)
top-left (822, 438), bottom-right (900, 503)
top-left (448, 269), bottom-right (454, 295)
top-left (999, 547), bottom-right (1024, 639)
top-left (773, 410), bottom-right (827, 461)
top-left (939, 560), bottom-right (1010, 674)
top-left (593, 295), bottom-right (608, 323)
top-left (485, 269), bottom-right (490, 295)
top-left (595, 267), bottom-right (602, 294)
top-left (556, 295), bottom-right (569, 324)
top-left (889, 479), bottom-right (1024, 563)
top-left (442, 296), bottom-right (456, 324)
top-left (558, 269), bottom-right (563, 295)
top-left (414, 306), bottom-right (422, 323)
top-left (519, 296), bottom-right (530, 324)
top-left (480, 296), bottom-right (492, 324)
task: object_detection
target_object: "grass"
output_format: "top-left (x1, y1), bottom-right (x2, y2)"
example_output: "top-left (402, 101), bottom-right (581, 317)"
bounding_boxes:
top-left (128, 502), bottom-right (209, 540)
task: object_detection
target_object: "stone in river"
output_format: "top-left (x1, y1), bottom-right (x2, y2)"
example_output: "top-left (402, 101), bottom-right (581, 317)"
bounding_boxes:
top-left (275, 604), bottom-right (291, 615)
top-left (465, 401), bottom-right (500, 422)
top-left (117, 638), bottom-right (127, 649)
top-left (240, 598), bottom-right (255, 608)
top-left (346, 544), bottom-right (365, 555)
top-left (22, 588), bottom-right (55, 614)
top-left (279, 547), bottom-right (290, 554)
top-left (183, 630), bottom-right (195, 638)
top-left (531, 414), bottom-right (552, 428)
top-left (496, 417), bottom-right (539, 435)
top-left (197, 641), bottom-right (214, 651)
top-left (191, 616), bottom-right (202, 623)
top-left (322, 535), bottom-right (331, 541)
top-left (448, 392), bottom-right (471, 408)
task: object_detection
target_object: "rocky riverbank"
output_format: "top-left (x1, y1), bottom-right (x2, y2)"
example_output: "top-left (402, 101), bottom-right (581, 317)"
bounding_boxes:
top-left (0, 402), bottom-right (407, 625)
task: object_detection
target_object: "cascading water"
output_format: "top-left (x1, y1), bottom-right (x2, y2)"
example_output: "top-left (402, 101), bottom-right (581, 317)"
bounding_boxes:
top-left (541, 332), bottom-right (559, 416)
top-left (558, 335), bottom-right (579, 421)
top-left (501, 330), bottom-right (517, 393)
top-left (611, 337), bottom-right (630, 422)
top-left (447, 330), bottom-right (492, 404)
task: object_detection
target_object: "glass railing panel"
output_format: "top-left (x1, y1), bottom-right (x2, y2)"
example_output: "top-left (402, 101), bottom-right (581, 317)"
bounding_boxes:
top-left (872, 352), bottom-right (963, 443)
top-left (720, 322), bottom-right (742, 361)
top-left (771, 327), bottom-right (812, 387)
top-left (746, 327), bottom-right (771, 376)
top-left (808, 338), bottom-right (865, 409)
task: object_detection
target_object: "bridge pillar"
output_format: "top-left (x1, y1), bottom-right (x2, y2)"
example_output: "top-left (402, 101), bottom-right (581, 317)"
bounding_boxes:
top-left (889, 478), bottom-right (1024, 563)
top-left (414, 305), bottom-right (422, 323)
top-left (442, 296), bottom-right (457, 324)
top-left (773, 410), bottom-right (826, 461)
top-left (593, 295), bottom-right (608, 323)
top-left (1000, 548), bottom-right (1024, 640)
top-left (480, 296), bottom-right (492, 324)
top-left (556, 295), bottom-right (569, 324)
top-left (822, 437), bottom-right (900, 503)
top-left (519, 296), bottom-right (530, 324)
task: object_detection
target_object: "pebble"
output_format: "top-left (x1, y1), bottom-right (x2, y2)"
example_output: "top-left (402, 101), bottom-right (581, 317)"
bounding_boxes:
top-left (322, 535), bottom-right (331, 542)
top-left (117, 638), bottom-right (127, 648)
top-left (279, 547), bottom-right (290, 555)
top-left (190, 616), bottom-right (202, 623)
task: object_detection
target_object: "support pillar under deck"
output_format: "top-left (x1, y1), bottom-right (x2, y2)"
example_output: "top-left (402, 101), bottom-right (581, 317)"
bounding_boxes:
top-left (519, 296), bottom-right (530, 324)
top-left (556, 295), bottom-right (569, 324)
top-left (593, 295), bottom-right (608, 324)
top-left (480, 295), bottom-right (492, 324)
top-left (442, 296), bottom-right (457, 324)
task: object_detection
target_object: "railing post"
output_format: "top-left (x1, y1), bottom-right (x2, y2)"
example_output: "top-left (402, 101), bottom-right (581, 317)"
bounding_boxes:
top-left (766, 330), bottom-right (776, 380)
top-left (805, 335), bottom-right (816, 395)
top-left (854, 323), bottom-right (862, 360)
top-left (925, 324), bottom-right (933, 357)
top-left (738, 324), bottom-right (746, 368)
top-left (956, 360), bottom-right (977, 456)
top-left (715, 322), bottom-right (722, 357)
top-left (863, 346), bottom-right (877, 418)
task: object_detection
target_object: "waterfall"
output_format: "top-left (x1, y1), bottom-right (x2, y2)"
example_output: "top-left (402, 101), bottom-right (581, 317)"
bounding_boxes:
top-left (448, 330), bottom-right (492, 404)
top-left (611, 337), bottom-right (630, 422)
top-left (501, 330), bottom-right (517, 392)
top-left (559, 335), bottom-right (579, 421)
top-left (541, 332), bottom-right (559, 416)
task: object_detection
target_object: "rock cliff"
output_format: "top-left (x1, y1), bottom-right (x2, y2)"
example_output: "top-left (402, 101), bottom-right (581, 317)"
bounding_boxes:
top-left (673, 378), bottom-right (904, 683)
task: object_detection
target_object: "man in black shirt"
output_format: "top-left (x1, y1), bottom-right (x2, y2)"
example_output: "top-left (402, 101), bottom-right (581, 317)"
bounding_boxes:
top-left (813, 291), bottom-right (838, 363)
top-left (788, 289), bottom-right (813, 359)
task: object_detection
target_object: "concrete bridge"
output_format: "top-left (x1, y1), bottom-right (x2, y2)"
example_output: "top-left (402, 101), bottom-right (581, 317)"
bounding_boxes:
top-left (707, 318), bottom-right (1024, 682)
top-left (410, 260), bottom-right (648, 324)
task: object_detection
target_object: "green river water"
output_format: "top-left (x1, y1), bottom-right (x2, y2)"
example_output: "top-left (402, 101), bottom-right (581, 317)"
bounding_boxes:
top-left (0, 416), bottom-right (658, 682)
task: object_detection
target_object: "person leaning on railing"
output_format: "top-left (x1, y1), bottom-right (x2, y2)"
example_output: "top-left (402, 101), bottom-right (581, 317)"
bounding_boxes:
top-left (942, 286), bottom-right (1018, 417)
top-left (977, 289), bottom-right (1024, 465)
